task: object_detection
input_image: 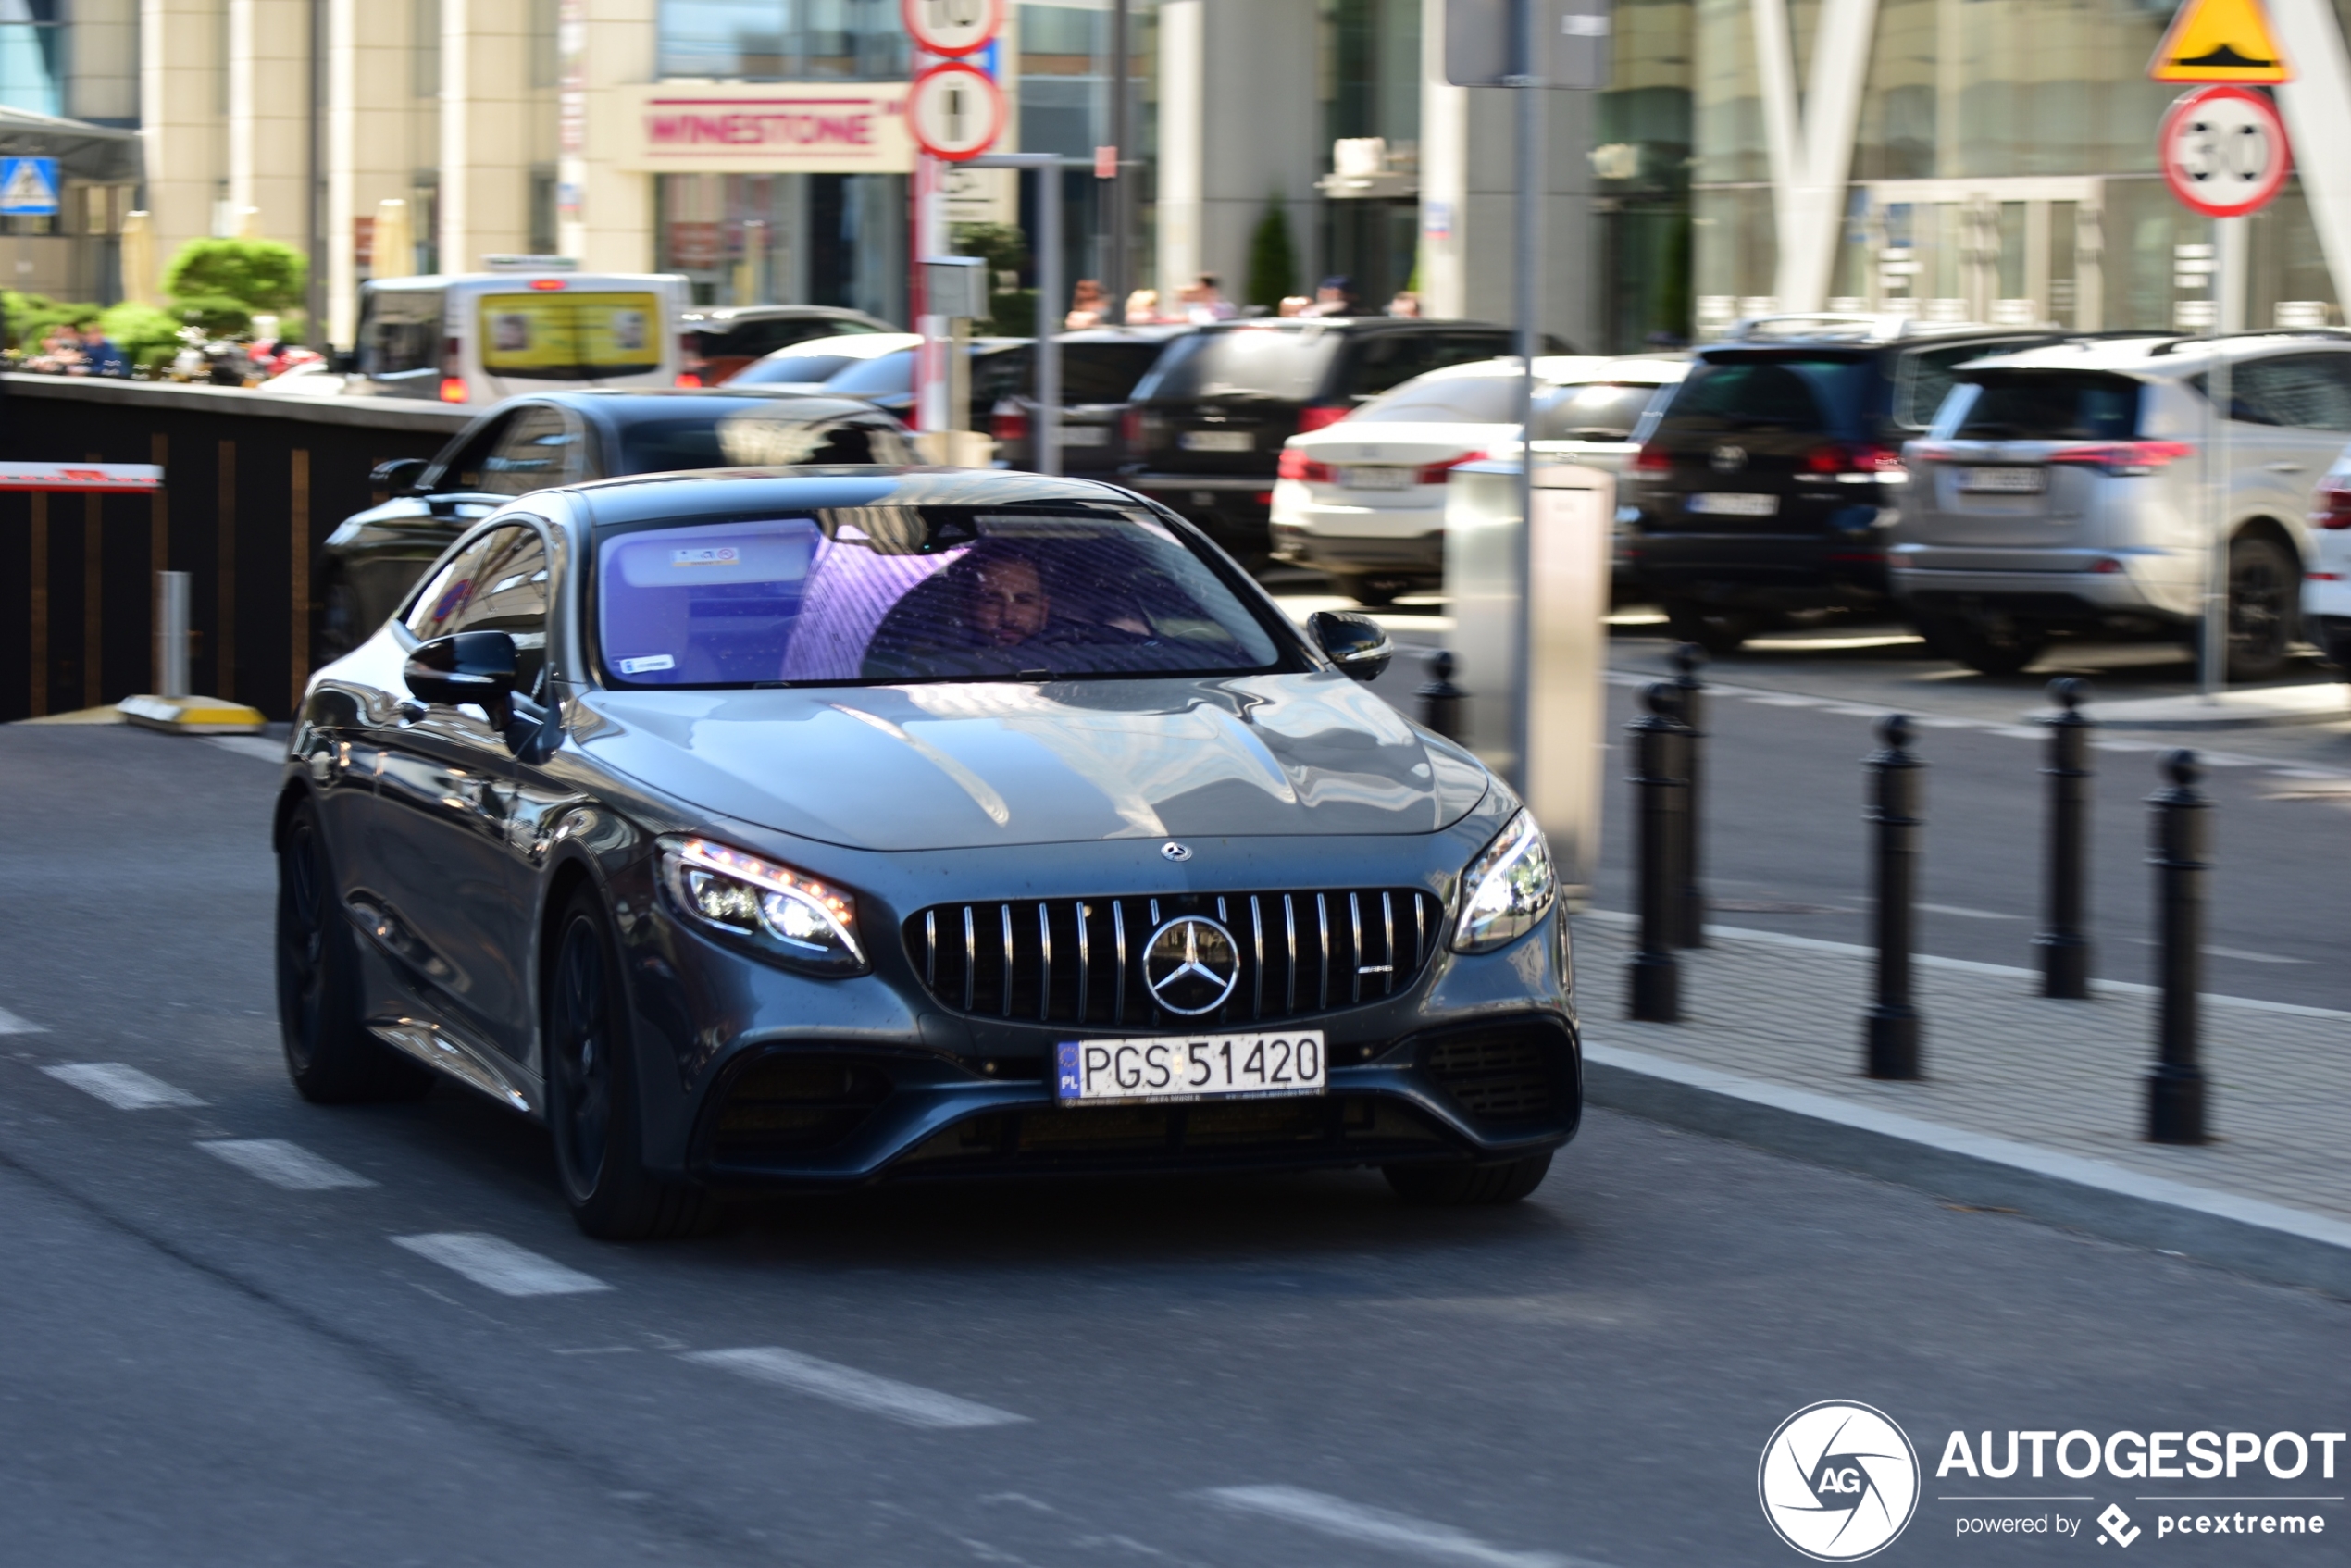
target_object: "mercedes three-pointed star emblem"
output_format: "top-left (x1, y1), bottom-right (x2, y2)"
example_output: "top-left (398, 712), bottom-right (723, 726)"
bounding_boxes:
top-left (1142, 915), bottom-right (1240, 1015)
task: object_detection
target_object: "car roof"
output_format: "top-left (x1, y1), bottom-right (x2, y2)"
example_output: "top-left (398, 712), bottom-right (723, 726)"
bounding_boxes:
top-left (681, 305), bottom-right (889, 325)
top-left (755, 331), bottom-right (924, 362)
top-left (1545, 355), bottom-right (1690, 385)
top-left (1956, 329), bottom-right (2351, 379)
top-left (515, 390), bottom-right (902, 425)
top-left (566, 466), bottom-right (1143, 527)
top-left (1713, 312), bottom-right (2027, 345)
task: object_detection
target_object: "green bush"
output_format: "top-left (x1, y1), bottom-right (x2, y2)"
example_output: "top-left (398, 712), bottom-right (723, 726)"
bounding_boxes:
top-left (163, 237), bottom-right (307, 314)
top-left (3, 290), bottom-right (99, 350)
top-left (100, 302), bottom-right (183, 364)
top-left (1245, 198), bottom-right (1299, 311)
top-left (951, 221), bottom-right (1030, 336)
top-left (171, 293), bottom-right (255, 338)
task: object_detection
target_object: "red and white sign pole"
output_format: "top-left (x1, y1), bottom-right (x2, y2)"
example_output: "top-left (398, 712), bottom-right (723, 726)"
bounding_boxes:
top-left (903, 0), bottom-right (1004, 438)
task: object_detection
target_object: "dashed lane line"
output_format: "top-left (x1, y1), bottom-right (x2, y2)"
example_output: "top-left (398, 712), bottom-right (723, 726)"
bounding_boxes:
top-left (682, 1346), bottom-right (1028, 1430)
top-left (391, 1233), bottom-right (612, 1297)
top-left (1204, 1486), bottom-right (1598, 1568)
top-left (205, 735), bottom-right (284, 763)
top-left (198, 1139), bottom-right (376, 1190)
top-left (40, 1062), bottom-right (206, 1109)
top-left (0, 1006), bottom-right (44, 1034)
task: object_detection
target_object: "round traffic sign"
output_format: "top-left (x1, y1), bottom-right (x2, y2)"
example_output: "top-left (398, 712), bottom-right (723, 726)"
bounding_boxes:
top-left (907, 62), bottom-right (1004, 161)
top-left (2160, 84), bottom-right (2291, 218)
top-left (902, 0), bottom-right (1001, 57)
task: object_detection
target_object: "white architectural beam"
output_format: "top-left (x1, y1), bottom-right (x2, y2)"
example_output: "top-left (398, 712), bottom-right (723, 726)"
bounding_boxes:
top-left (1758, 0), bottom-right (1880, 313)
top-left (1156, 0), bottom-right (1203, 299)
top-left (2271, 0), bottom-right (2351, 319)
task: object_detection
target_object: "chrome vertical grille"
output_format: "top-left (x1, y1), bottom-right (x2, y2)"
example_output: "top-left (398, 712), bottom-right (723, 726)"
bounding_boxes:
top-left (904, 888), bottom-right (1440, 1027)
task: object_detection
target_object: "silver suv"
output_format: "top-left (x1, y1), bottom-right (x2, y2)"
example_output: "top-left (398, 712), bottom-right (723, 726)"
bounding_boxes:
top-left (1893, 332), bottom-right (2351, 678)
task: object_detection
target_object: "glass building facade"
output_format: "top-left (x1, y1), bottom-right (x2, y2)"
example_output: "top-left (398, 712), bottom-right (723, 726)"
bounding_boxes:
top-left (0, 0), bottom-right (66, 118)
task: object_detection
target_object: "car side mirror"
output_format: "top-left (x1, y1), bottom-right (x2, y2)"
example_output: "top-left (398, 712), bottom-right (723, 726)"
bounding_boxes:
top-left (404, 630), bottom-right (518, 728)
top-left (1309, 609), bottom-right (1393, 682)
top-left (371, 456), bottom-right (429, 496)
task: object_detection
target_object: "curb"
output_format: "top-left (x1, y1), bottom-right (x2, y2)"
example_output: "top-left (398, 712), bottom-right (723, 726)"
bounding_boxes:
top-left (1583, 1042), bottom-right (2351, 1300)
top-left (2021, 682), bottom-right (2347, 731)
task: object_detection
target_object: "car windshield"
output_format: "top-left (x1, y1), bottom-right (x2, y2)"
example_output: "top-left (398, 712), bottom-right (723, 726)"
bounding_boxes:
top-left (1665, 355), bottom-right (1872, 434)
top-left (1138, 328), bottom-right (1340, 402)
top-left (1950, 372), bottom-right (2143, 440)
top-left (730, 352), bottom-right (867, 386)
top-left (821, 350), bottom-right (917, 396)
top-left (612, 409), bottom-right (907, 473)
top-left (595, 505), bottom-right (1288, 687)
top-left (1533, 382), bottom-right (1661, 441)
top-left (1351, 375), bottom-right (1521, 424)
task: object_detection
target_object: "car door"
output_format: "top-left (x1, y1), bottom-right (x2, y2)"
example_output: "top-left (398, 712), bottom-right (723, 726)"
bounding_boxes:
top-left (2227, 353), bottom-right (2351, 549)
top-left (368, 520), bottom-right (554, 1063)
top-left (479, 402), bottom-right (589, 497)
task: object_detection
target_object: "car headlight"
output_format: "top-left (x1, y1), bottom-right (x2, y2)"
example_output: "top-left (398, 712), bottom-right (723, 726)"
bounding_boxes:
top-left (658, 835), bottom-right (866, 975)
top-left (1451, 811), bottom-right (1556, 954)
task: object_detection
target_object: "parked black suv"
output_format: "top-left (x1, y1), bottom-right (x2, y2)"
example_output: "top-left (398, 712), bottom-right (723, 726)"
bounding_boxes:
top-left (1626, 317), bottom-right (2056, 652)
top-left (989, 324), bottom-right (1192, 478)
top-left (1123, 317), bottom-right (1524, 562)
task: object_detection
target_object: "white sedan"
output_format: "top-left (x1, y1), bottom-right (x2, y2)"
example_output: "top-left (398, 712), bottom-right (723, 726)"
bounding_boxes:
top-left (1270, 355), bottom-right (1686, 605)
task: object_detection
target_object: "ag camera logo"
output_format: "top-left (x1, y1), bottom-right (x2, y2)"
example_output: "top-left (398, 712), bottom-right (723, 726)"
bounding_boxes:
top-left (1760, 1401), bottom-right (1922, 1561)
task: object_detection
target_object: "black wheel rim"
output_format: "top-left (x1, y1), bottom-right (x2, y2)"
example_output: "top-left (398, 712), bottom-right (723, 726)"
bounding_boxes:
top-left (278, 821), bottom-right (328, 1069)
top-left (2231, 551), bottom-right (2288, 656)
top-left (550, 915), bottom-right (613, 1199)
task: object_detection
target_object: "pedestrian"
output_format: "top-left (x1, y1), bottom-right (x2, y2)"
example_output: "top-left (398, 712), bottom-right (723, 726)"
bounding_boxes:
top-left (1124, 287), bottom-right (1161, 323)
top-left (1277, 295), bottom-right (1312, 317)
top-left (1065, 278), bottom-right (1106, 330)
top-left (1384, 290), bottom-right (1421, 318)
top-left (1186, 273), bottom-right (1237, 323)
top-left (1300, 275), bottom-right (1357, 317)
top-left (79, 320), bottom-right (129, 378)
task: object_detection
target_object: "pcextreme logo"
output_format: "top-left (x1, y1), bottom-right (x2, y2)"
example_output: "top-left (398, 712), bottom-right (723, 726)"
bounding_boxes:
top-left (1759, 1401), bottom-right (1922, 1561)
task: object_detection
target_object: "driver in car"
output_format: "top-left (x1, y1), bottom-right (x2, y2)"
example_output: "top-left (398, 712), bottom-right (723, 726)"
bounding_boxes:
top-left (971, 553), bottom-right (1051, 647)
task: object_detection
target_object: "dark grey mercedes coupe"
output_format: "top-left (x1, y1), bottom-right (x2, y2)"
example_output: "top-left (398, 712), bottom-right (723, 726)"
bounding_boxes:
top-left (275, 467), bottom-right (1580, 1238)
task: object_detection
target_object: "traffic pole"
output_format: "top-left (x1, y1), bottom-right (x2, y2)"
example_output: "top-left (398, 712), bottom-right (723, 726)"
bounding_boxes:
top-left (1626, 682), bottom-right (1686, 1024)
top-left (1862, 714), bottom-right (1923, 1080)
top-left (2146, 749), bottom-right (2211, 1145)
top-left (1672, 641), bottom-right (1706, 948)
top-left (2035, 677), bottom-right (2094, 999)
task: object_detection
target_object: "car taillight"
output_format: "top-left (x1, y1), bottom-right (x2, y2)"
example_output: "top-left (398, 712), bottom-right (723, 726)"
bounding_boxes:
top-left (1277, 446), bottom-right (1334, 484)
top-left (1416, 451), bottom-right (1488, 485)
top-left (1121, 406), bottom-right (1144, 448)
top-left (2047, 441), bottom-right (2196, 477)
top-left (1297, 404), bottom-right (1350, 433)
top-left (1805, 442), bottom-right (1906, 478)
top-left (673, 371), bottom-right (703, 388)
top-left (2314, 479), bottom-right (2351, 529)
top-left (440, 337), bottom-right (466, 403)
top-left (438, 377), bottom-right (468, 404)
top-left (1632, 442), bottom-right (1672, 476)
top-left (990, 400), bottom-right (1029, 444)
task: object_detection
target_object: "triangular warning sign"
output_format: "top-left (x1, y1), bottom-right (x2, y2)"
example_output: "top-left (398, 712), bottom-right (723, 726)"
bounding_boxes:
top-left (0, 159), bottom-right (54, 206)
top-left (2151, 0), bottom-right (2293, 83)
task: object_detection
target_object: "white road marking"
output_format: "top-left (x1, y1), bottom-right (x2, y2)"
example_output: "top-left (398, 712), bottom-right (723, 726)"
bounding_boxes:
top-left (0, 1006), bottom-right (45, 1034)
top-left (1205, 1486), bottom-right (1587, 1568)
top-left (2126, 937), bottom-right (2308, 964)
top-left (682, 1346), bottom-right (1027, 1429)
top-left (197, 1139), bottom-right (375, 1189)
top-left (1920, 902), bottom-right (2022, 921)
top-left (41, 1062), bottom-right (205, 1109)
top-left (206, 735), bottom-right (284, 763)
top-left (391, 1233), bottom-right (612, 1297)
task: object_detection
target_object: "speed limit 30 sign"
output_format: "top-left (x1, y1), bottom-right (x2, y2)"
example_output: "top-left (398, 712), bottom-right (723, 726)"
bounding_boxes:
top-left (2160, 84), bottom-right (2291, 218)
top-left (902, 0), bottom-right (1001, 56)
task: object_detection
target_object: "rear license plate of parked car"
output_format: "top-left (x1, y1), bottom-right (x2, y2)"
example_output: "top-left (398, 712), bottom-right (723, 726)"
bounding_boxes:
top-left (1180, 429), bottom-right (1255, 453)
top-left (1686, 492), bottom-right (1778, 516)
top-left (1058, 425), bottom-right (1109, 447)
top-left (1341, 466), bottom-right (1412, 491)
top-left (1958, 466), bottom-right (2046, 493)
top-left (1054, 1031), bottom-right (1327, 1104)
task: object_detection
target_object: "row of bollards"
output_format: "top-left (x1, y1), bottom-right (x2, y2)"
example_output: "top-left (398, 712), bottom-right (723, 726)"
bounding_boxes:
top-left (1622, 664), bottom-right (2213, 1147)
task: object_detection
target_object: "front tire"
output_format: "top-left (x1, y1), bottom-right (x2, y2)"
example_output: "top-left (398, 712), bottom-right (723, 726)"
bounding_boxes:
top-left (2225, 532), bottom-right (2297, 682)
top-left (1383, 1151), bottom-right (1552, 1205)
top-left (544, 889), bottom-right (720, 1240)
top-left (277, 801), bottom-right (433, 1103)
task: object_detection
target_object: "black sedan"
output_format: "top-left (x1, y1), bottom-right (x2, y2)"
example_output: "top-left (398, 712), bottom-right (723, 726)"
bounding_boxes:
top-left (315, 390), bottom-right (911, 664)
top-left (277, 467), bottom-right (1580, 1238)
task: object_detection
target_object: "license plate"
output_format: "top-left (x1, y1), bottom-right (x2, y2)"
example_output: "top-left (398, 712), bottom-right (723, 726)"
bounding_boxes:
top-left (1341, 466), bottom-right (1412, 491)
top-left (1686, 492), bottom-right (1779, 516)
top-left (1180, 429), bottom-right (1254, 453)
top-left (1057, 425), bottom-right (1109, 448)
top-left (1054, 1030), bottom-right (1327, 1104)
top-left (1958, 466), bottom-right (2046, 493)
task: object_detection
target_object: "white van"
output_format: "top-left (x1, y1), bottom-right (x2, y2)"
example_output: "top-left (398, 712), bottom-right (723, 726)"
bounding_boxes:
top-left (351, 270), bottom-right (692, 406)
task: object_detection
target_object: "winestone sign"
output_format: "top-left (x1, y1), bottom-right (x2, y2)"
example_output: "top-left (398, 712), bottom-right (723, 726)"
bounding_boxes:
top-left (610, 82), bottom-right (914, 173)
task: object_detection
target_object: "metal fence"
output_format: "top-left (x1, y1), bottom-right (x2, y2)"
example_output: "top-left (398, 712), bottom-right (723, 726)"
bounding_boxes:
top-left (0, 376), bottom-right (469, 723)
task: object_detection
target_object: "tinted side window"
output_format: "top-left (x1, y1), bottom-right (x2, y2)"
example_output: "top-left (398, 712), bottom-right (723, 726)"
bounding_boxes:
top-left (1666, 361), bottom-right (1833, 429)
top-left (359, 288), bottom-right (444, 376)
top-left (427, 413), bottom-right (516, 493)
top-left (1895, 341), bottom-right (2039, 430)
top-left (1952, 372), bottom-right (2142, 440)
top-left (1342, 333), bottom-right (1510, 400)
top-left (479, 404), bottom-right (583, 496)
top-left (2234, 354), bottom-right (2351, 431)
top-left (1060, 342), bottom-right (1170, 403)
top-left (410, 524), bottom-right (553, 695)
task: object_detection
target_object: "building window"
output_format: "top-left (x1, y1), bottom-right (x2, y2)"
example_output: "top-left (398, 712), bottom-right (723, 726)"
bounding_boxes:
top-left (416, 0), bottom-right (442, 98)
top-left (0, 0), bottom-right (66, 118)
top-left (657, 0), bottom-right (909, 81)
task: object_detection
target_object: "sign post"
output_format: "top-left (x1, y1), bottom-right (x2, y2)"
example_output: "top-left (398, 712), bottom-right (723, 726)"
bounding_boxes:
top-left (903, 1), bottom-right (1006, 444)
top-left (2151, 0), bottom-right (2293, 699)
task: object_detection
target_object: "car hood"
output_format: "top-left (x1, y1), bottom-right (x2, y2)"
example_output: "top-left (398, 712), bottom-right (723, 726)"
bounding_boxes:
top-left (573, 673), bottom-right (1491, 852)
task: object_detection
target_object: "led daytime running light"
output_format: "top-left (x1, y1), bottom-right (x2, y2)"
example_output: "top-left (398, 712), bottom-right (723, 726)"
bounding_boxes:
top-left (1451, 811), bottom-right (1558, 954)
top-left (663, 835), bottom-right (865, 971)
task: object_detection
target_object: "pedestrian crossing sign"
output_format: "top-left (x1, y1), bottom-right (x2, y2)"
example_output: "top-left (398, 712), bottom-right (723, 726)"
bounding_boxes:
top-left (2150, 0), bottom-right (2293, 83)
top-left (0, 156), bottom-right (59, 216)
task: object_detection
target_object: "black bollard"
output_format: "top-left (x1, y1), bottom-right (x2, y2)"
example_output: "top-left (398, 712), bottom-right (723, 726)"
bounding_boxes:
top-left (1862, 714), bottom-right (1924, 1079)
top-left (1417, 649), bottom-right (1464, 741)
top-left (1672, 642), bottom-right (1707, 948)
top-left (2035, 678), bottom-right (2094, 999)
top-left (1625, 682), bottom-right (1686, 1023)
top-left (2146, 749), bottom-right (2210, 1145)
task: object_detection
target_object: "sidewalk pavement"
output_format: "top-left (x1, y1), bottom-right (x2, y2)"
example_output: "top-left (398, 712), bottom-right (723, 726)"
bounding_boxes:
top-left (1570, 912), bottom-right (2351, 1297)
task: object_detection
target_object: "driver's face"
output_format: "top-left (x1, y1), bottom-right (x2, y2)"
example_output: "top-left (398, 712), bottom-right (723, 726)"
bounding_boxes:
top-left (973, 559), bottom-right (1048, 645)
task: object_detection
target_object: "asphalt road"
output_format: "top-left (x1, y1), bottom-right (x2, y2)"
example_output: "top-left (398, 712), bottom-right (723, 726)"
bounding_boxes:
top-left (3, 722), bottom-right (2346, 1567)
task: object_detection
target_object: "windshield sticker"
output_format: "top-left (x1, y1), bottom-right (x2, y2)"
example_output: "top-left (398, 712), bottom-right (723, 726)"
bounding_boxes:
top-left (672, 546), bottom-right (741, 567)
top-left (616, 653), bottom-right (677, 675)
